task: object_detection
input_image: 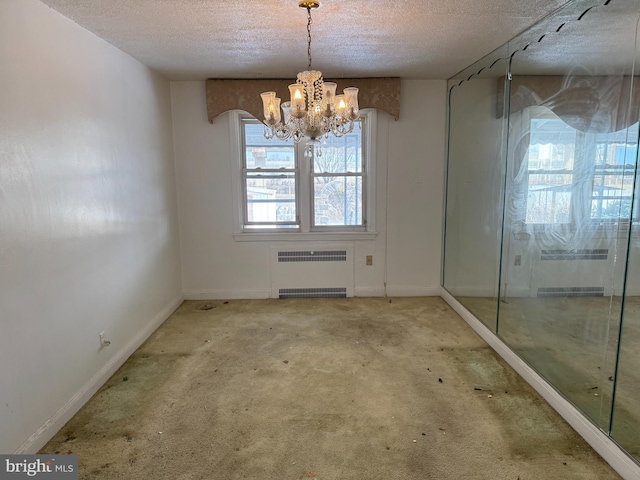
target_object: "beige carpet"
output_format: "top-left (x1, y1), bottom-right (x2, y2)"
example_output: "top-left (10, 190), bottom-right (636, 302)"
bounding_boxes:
top-left (458, 294), bottom-right (640, 461)
top-left (41, 297), bottom-right (621, 479)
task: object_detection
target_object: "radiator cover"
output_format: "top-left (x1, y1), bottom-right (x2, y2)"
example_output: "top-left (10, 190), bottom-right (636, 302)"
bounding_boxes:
top-left (270, 246), bottom-right (354, 298)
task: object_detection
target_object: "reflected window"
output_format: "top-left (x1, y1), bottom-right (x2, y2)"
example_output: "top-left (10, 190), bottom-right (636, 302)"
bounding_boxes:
top-left (524, 107), bottom-right (638, 226)
top-left (526, 117), bottom-right (576, 224)
top-left (591, 128), bottom-right (637, 220)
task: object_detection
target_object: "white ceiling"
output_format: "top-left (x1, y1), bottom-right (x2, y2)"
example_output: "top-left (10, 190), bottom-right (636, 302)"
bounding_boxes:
top-left (39, 0), bottom-right (570, 81)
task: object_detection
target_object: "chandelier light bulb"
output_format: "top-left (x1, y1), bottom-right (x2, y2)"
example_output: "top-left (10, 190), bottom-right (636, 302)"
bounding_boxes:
top-left (288, 84), bottom-right (306, 119)
top-left (260, 92), bottom-right (282, 125)
top-left (335, 94), bottom-right (348, 118)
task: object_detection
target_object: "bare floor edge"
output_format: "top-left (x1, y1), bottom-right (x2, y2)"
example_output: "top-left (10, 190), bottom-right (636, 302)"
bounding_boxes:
top-left (41, 297), bottom-right (621, 480)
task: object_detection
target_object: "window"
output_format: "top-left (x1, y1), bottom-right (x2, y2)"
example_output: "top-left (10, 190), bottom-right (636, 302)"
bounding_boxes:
top-left (232, 112), bottom-right (375, 238)
top-left (523, 107), bottom-right (638, 227)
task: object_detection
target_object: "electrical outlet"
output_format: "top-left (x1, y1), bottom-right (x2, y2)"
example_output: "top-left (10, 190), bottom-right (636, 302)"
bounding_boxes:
top-left (366, 255), bottom-right (373, 266)
top-left (514, 255), bottom-right (521, 266)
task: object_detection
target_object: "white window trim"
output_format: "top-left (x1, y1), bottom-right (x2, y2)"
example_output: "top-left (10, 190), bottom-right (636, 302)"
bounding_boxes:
top-left (229, 109), bottom-right (378, 242)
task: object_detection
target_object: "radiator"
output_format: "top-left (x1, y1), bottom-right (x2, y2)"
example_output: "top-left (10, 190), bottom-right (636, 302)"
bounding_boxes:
top-left (270, 246), bottom-right (354, 298)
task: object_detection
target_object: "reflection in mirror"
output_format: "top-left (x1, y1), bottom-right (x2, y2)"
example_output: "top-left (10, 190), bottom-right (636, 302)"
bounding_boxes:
top-left (498, 0), bottom-right (640, 433)
top-left (443, 50), bottom-right (509, 332)
top-left (444, 0), bottom-right (640, 461)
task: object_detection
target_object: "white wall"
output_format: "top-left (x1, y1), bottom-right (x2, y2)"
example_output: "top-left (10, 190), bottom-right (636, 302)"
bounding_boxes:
top-left (171, 80), bottom-right (446, 298)
top-left (0, 0), bottom-right (182, 453)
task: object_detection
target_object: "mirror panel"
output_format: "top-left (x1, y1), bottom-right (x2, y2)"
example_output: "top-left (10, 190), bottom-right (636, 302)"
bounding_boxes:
top-left (443, 48), bottom-right (509, 332)
top-left (499, 0), bottom-right (639, 432)
top-left (444, 0), bottom-right (640, 458)
top-left (610, 0), bottom-right (640, 461)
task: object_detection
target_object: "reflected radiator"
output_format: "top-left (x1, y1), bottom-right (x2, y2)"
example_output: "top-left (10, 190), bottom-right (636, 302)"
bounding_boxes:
top-left (537, 286), bottom-right (605, 298)
top-left (540, 249), bottom-right (609, 261)
top-left (530, 248), bottom-right (610, 298)
top-left (270, 247), bottom-right (354, 298)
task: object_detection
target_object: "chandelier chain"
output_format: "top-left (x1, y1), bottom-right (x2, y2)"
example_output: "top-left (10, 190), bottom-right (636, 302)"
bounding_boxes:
top-left (306, 7), bottom-right (313, 70)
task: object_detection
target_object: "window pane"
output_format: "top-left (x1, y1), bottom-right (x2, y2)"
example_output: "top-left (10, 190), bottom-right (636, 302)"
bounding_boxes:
top-left (245, 146), bottom-right (295, 169)
top-left (246, 176), bottom-right (296, 224)
top-left (313, 124), bottom-right (363, 173)
top-left (314, 176), bottom-right (363, 226)
top-left (246, 201), bottom-right (296, 224)
top-left (244, 121), bottom-right (295, 169)
top-left (244, 122), bottom-right (292, 147)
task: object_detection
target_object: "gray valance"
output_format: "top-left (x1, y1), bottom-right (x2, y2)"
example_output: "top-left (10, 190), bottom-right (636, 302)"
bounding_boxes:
top-left (206, 77), bottom-right (401, 124)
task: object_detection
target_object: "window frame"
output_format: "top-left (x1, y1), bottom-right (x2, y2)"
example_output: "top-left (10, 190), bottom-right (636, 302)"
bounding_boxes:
top-left (229, 110), bottom-right (378, 241)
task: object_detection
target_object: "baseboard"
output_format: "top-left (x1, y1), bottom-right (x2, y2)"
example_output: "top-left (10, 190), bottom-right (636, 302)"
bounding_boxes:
top-left (15, 294), bottom-right (185, 454)
top-left (385, 286), bottom-right (441, 297)
top-left (354, 287), bottom-right (386, 297)
top-left (354, 286), bottom-right (441, 297)
top-left (440, 286), bottom-right (640, 480)
top-left (185, 287), bottom-right (440, 300)
top-left (183, 289), bottom-right (271, 300)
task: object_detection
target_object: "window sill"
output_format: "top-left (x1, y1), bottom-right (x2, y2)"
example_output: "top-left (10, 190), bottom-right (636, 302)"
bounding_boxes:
top-left (233, 231), bottom-right (378, 242)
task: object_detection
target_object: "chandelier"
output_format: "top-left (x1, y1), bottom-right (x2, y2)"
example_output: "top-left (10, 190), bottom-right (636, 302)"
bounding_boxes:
top-left (260, 1), bottom-right (360, 157)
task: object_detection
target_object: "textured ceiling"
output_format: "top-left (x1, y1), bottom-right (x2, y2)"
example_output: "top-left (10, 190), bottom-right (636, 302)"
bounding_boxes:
top-left (39, 0), bottom-right (571, 80)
